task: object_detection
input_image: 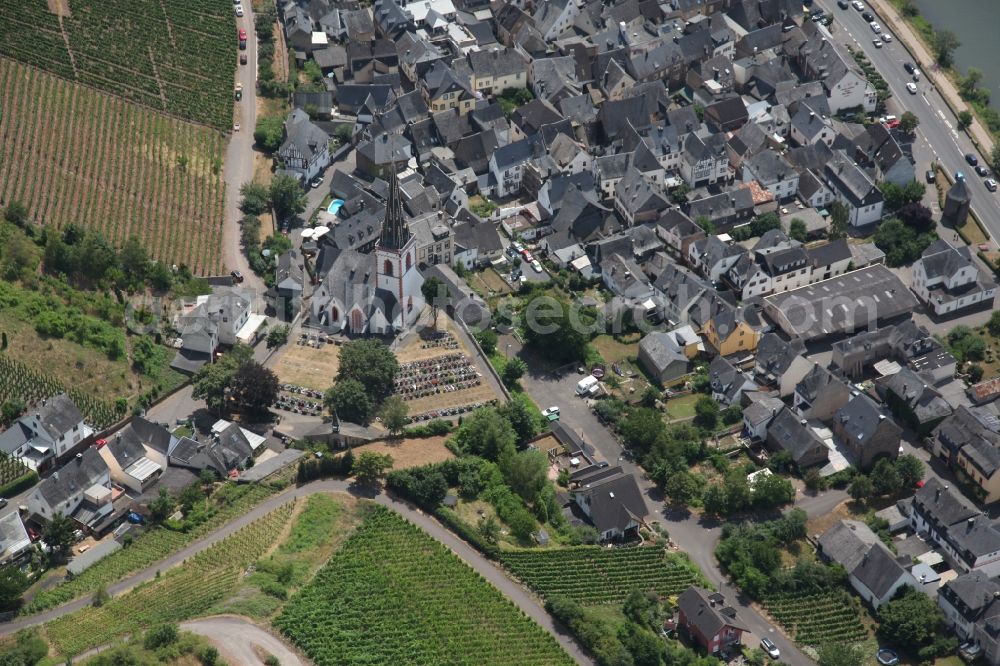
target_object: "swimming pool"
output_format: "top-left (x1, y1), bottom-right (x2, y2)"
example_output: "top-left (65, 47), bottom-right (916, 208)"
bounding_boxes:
top-left (327, 198), bottom-right (345, 215)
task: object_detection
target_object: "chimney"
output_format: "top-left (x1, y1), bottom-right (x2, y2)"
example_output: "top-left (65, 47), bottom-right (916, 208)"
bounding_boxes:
top-left (935, 487), bottom-right (941, 501)
top-left (76, 453), bottom-right (82, 459)
top-left (968, 517), bottom-right (976, 529)
top-left (713, 67), bottom-right (719, 81)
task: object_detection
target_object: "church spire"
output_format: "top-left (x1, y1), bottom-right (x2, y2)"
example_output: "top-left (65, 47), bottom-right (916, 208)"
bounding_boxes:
top-left (379, 166), bottom-right (410, 250)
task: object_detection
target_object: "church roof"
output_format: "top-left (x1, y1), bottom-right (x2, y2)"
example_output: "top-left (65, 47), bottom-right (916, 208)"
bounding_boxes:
top-left (379, 167), bottom-right (411, 250)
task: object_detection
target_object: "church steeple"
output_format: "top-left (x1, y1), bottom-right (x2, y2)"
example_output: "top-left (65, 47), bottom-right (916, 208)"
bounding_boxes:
top-left (379, 166), bottom-right (410, 251)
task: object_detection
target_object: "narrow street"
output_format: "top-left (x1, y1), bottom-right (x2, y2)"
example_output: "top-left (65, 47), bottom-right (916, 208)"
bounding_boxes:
top-left (222, 1), bottom-right (265, 296)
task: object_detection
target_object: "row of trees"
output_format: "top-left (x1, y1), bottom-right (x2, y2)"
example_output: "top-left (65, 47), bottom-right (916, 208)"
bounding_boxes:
top-left (239, 176), bottom-right (308, 226)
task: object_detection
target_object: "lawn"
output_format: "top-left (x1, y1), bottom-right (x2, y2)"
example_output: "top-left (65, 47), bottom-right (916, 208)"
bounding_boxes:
top-left (274, 506), bottom-right (575, 665)
top-left (270, 340), bottom-right (342, 391)
top-left (663, 393), bottom-right (700, 421)
top-left (590, 334), bottom-right (653, 401)
top-left (350, 435), bottom-right (455, 470)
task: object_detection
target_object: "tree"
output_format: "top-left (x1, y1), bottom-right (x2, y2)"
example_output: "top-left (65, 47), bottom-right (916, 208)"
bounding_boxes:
top-left (352, 451), bottom-right (393, 485)
top-left (991, 143), bottom-right (1000, 175)
top-left (473, 328), bottom-right (497, 355)
top-left (478, 515), bottom-right (500, 544)
top-left (521, 296), bottom-right (596, 364)
top-left (334, 124), bottom-right (353, 145)
top-left (192, 344), bottom-right (255, 413)
top-left (664, 471), bottom-right (701, 505)
top-left (898, 111), bottom-right (919, 135)
top-left (693, 395), bottom-right (719, 430)
top-left (239, 181), bottom-right (271, 216)
top-left (1, 399), bottom-right (24, 425)
top-left (499, 397), bottom-right (539, 445)
top-left (1, 233), bottom-right (39, 281)
top-left (932, 29), bottom-right (961, 67)
top-left (325, 378), bottom-right (373, 424)
top-left (969, 363), bottom-right (985, 383)
top-left (702, 483), bottom-right (728, 516)
top-left (751, 472), bottom-right (795, 508)
top-left (41, 512), bottom-right (76, 559)
top-left (266, 324), bottom-right (290, 349)
top-left (788, 218), bottom-right (808, 242)
top-left (501, 449), bottom-right (549, 503)
top-left (148, 488), bottom-right (174, 522)
top-left (897, 202), bottom-right (934, 233)
top-left (143, 624), bottom-right (179, 650)
top-left (338, 339), bottom-right (399, 404)
top-left (988, 310), bottom-right (1000, 337)
top-left (880, 180), bottom-right (926, 210)
top-left (619, 407), bottom-right (667, 457)
top-left (230, 361), bottom-right (279, 414)
top-left (254, 116), bottom-right (284, 153)
top-left (818, 643), bottom-right (867, 666)
top-left (421, 277), bottom-right (444, 328)
top-left (828, 201), bottom-right (849, 239)
top-left (895, 454), bottom-right (924, 490)
top-left (409, 469), bottom-right (448, 509)
top-left (874, 218), bottom-right (935, 267)
top-left (380, 395), bottom-right (409, 436)
top-left (4, 200), bottom-right (29, 228)
top-left (453, 408), bottom-right (518, 461)
top-left (501, 357), bottom-right (527, 388)
top-left (958, 109), bottom-right (974, 129)
top-left (0, 565), bottom-right (29, 611)
top-left (270, 174), bottom-right (308, 223)
top-left (879, 587), bottom-right (945, 647)
top-left (871, 458), bottom-right (902, 497)
top-left (849, 475), bottom-right (875, 501)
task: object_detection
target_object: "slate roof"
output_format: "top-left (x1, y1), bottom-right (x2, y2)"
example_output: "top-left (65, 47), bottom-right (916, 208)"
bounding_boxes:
top-left (766, 406), bottom-right (829, 465)
top-left (678, 587), bottom-right (749, 639)
top-left (33, 394), bottom-right (86, 442)
top-left (819, 519), bottom-right (881, 572)
top-left (755, 332), bottom-right (806, 379)
top-left (574, 470), bottom-right (647, 535)
top-left (467, 46), bottom-right (528, 79)
top-left (34, 447), bottom-right (108, 509)
top-left (935, 406), bottom-right (1000, 479)
top-left (493, 139), bottom-right (535, 170)
top-left (639, 331), bottom-right (688, 374)
top-left (876, 368), bottom-right (953, 426)
top-left (835, 393), bottom-right (899, 447)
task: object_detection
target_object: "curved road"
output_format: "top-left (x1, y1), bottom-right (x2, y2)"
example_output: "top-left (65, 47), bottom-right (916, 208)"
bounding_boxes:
top-left (0, 480), bottom-right (592, 665)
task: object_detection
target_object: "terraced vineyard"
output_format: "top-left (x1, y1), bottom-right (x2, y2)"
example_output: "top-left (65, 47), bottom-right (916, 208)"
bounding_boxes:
top-left (0, 59), bottom-right (226, 275)
top-left (0, 0), bottom-right (235, 128)
top-left (0, 353), bottom-right (125, 429)
top-left (762, 590), bottom-right (869, 647)
top-left (500, 547), bottom-right (703, 604)
top-left (275, 506), bottom-right (574, 666)
top-left (45, 502), bottom-right (295, 657)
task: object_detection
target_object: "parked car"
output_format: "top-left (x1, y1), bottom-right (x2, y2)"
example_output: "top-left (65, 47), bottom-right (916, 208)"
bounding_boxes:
top-left (925, 169), bottom-right (936, 183)
top-left (904, 62), bottom-right (916, 74)
top-left (853, 1), bottom-right (865, 10)
top-left (975, 165), bottom-right (991, 177)
top-left (870, 21), bottom-right (881, 33)
top-left (906, 82), bottom-right (918, 94)
top-left (986, 179), bottom-right (998, 193)
top-left (0, 498), bottom-right (7, 509)
top-left (912, 68), bottom-right (921, 81)
top-left (531, 259), bottom-right (543, 273)
top-left (233, 121), bottom-right (240, 131)
top-left (862, 10), bottom-right (874, 20)
top-left (240, 53), bottom-right (247, 65)
top-left (234, 83), bottom-right (242, 100)
top-left (838, 0), bottom-right (849, 8)
top-left (873, 38), bottom-right (882, 48)
top-left (761, 638), bottom-right (780, 659)
top-left (310, 176), bottom-right (323, 189)
top-left (541, 406), bottom-right (560, 420)
top-left (882, 32), bottom-right (892, 42)
top-left (231, 270), bottom-right (244, 283)
top-left (235, 3), bottom-right (243, 16)
top-left (966, 153), bottom-right (979, 166)
top-left (956, 171), bottom-right (966, 181)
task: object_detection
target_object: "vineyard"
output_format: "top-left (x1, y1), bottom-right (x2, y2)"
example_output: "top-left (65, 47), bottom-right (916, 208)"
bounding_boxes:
top-left (45, 502), bottom-right (295, 657)
top-left (761, 590), bottom-right (870, 647)
top-left (0, 353), bottom-right (125, 429)
top-left (0, 58), bottom-right (226, 275)
top-left (0, 0), bottom-right (235, 128)
top-left (274, 506), bottom-right (575, 666)
top-left (0, 454), bottom-right (30, 486)
top-left (22, 483), bottom-right (274, 614)
top-left (500, 547), bottom-right (704, 605)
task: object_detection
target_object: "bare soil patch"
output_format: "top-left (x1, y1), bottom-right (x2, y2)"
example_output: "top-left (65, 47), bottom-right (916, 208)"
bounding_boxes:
top-left (46, 0), bottom-right (71, 17)
top-left (271, 340), bottom-right (341, 391)
top-left (352, 436), bottom-right (455, 470)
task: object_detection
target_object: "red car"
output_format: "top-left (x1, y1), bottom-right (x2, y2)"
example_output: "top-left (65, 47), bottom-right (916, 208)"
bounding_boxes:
top-left (238, 28), bottom-right (247, 40)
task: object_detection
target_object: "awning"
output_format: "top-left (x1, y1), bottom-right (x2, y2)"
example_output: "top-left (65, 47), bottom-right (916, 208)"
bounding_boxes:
top-left (236, 314), bottom-right (267, 344)
top-left (124, 457), bottom-right (162, 482)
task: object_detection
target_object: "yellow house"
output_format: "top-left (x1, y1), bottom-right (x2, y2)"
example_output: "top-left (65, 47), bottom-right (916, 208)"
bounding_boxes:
top-left (702, 309), bottom-right (760, 357)
top-left (467, 47), bottom-right (529, 96)
top-left (422, 62), bottom-right (477, 114)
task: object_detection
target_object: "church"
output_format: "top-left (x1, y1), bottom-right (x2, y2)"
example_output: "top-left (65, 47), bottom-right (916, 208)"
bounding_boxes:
top-left (310, 168), bottom-right (425, 335)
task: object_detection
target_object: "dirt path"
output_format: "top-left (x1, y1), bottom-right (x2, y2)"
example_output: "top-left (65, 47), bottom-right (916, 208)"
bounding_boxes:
top-left (272, 20), bottom-right (288, 83)
top-left (181, 616), bottom-right (306, 666)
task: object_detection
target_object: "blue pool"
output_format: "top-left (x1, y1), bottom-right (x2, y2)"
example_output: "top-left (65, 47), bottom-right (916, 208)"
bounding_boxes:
top-left (327, 198), bottom-right (345, 215)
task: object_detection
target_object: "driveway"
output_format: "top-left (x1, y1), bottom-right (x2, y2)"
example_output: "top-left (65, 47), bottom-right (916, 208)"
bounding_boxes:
top-left (222, 1), bottom-right (264, 294)
top-left (181, 616), bottom-right (305, 666)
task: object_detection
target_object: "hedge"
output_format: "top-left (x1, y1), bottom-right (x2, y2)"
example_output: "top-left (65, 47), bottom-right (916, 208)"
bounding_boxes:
top-left (0, 471), bottom-right (38, 498)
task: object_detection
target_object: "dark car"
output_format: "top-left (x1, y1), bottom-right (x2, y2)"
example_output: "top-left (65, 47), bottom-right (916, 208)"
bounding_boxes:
top-left (862, 10), bottom-right (874, 21)
top-left (810, 9), bottom-right (825, 21)
top-left (966, 153), bottom-right (979, 166)
top-left (838, 0), bottom-right (849, 7)
top-left (975, 165), bottom-right (991, 177)
top-left (904, 62), bottom-right (916, 74)
top-left (925, 170), bottom-right (936, 184)
top-left (230, 270), bottom-right (244, 283)
top-left (240, 53), bottom-right (247, 65)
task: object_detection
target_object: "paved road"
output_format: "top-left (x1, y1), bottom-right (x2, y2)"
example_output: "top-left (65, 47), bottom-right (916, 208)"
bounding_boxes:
top-left (181, 616), bottom-right (305, 666)
top-left (0, 480), bottom-right (592, 665)
top-left (507, 336), bottom-right (817, 666)
top-left (816, 0), bottom-right (1000, 245)
top-left (222, 2), bottom-right (265, 294)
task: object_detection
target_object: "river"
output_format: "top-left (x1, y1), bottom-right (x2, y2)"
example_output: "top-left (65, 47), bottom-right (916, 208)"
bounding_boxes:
top-left (909, 0), bottom-right (1000, 103)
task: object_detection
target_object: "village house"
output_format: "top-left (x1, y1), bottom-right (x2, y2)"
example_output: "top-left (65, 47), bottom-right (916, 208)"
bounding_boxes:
top-left (912, 239), bottom-right (997, 316)
top-left (677, 587), bottom-right (748, 656)
top-left (818, 520), bottom-right (917, 609)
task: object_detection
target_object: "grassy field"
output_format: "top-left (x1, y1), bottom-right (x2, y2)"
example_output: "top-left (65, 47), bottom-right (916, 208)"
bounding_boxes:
top-left (663, 393), bottom-right (700, 420)
top-left (0, 58), bottom-right (226, 275)
top-left (0, 0), bottom-right (235, 128)
top-left (351, 436), bottom-right (456, 470)
top-left (271, 340), bottom-right (341, 391)
top-left (274, 506), bottom-right (575, 665)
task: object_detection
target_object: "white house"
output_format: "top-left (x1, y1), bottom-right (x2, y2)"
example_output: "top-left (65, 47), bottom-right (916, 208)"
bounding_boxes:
top-left (489, 140), bottom-right (534, 199)
top-left (26, 447), bottom-right (112, 531)
top-left (824, 151), bottom-right (884, 227)
top-left (912, 240), bottom-right (997, 316)
top-left (0, 394), bottom-right (92, 470)
top-left (97, 417), bottom-right (175, 494)
top-left (818, 520), bottom-right (917, 609)
top-left (276, 109), bottom-right (332, 183)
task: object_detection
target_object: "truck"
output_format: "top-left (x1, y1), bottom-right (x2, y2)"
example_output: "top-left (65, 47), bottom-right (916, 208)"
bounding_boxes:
top-left (576, 375), bottom-right (599, 396)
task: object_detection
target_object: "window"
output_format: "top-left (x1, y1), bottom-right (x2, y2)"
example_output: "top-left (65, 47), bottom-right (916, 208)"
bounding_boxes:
top-left (331, 306), bottom-right (339, 321)
top-left (407, 296), bottom-right (413, 313)
top-left (383, 259), bottom-right (394, 276)
top-left (406, 253), bottom-right (412, 270)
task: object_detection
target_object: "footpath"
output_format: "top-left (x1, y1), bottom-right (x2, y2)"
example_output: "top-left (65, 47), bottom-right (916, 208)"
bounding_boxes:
top-left (866, 0), bottom-right (996, 157)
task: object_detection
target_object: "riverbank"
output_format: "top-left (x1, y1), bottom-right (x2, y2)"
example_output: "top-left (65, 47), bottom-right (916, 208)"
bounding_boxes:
top-left (869, 0), bottom-right (997, 156)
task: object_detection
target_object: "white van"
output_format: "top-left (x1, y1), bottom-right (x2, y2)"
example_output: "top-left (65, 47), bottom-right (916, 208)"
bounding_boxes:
top-left (576, 375), bottom-right (599, 396)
